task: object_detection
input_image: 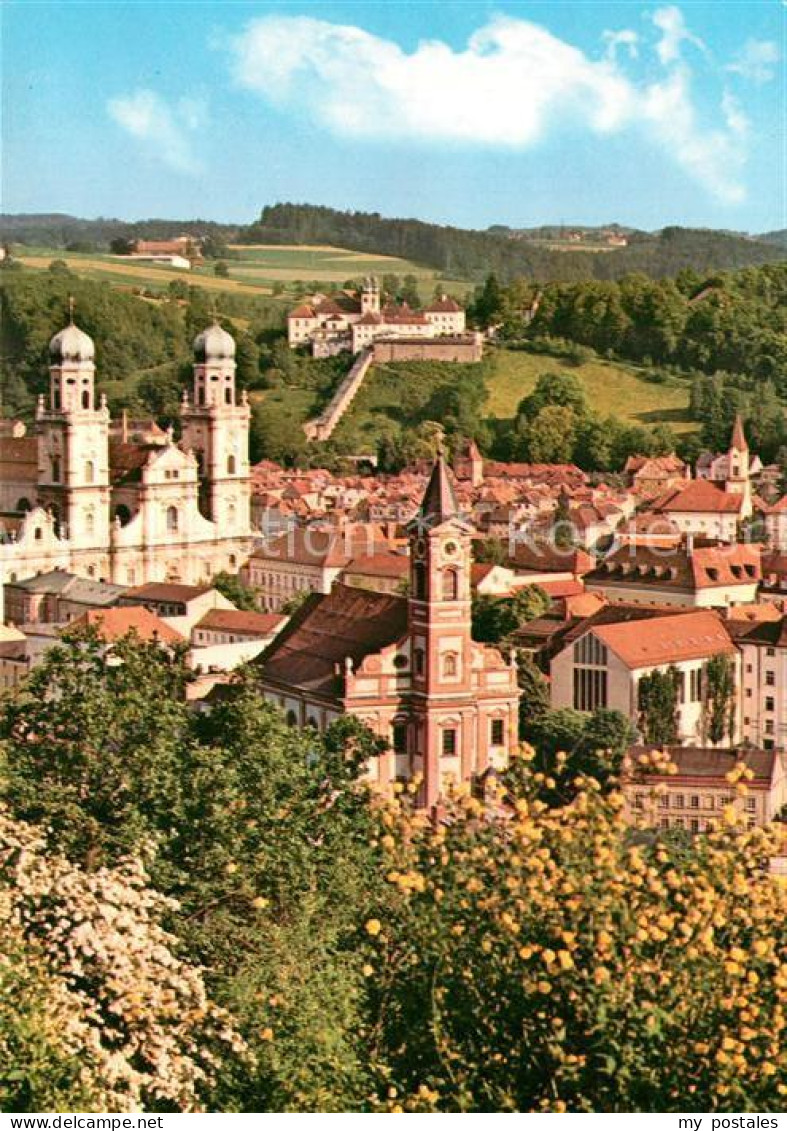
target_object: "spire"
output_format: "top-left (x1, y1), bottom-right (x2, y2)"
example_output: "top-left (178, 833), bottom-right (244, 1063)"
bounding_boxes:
top-left (420, 455), bottom-right (459, 525)
top-left (731, 413), bottom-right (748, 452)
top-left (67, 295), bottom-right (75, 325)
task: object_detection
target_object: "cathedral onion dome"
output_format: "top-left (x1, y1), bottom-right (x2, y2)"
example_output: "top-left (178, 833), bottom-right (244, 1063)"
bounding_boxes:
top-left (48, 322), bottom-right (95, 363)
top-left (193, 321), bottom-right (236, 362)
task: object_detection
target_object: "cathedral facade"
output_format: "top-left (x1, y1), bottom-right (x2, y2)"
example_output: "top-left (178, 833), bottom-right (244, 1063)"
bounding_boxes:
top-left (0, 317), bottom-right (253, 589)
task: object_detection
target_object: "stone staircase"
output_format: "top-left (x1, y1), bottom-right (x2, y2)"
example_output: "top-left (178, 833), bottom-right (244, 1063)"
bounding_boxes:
top-left (303, 348), bottom-right (374, 442)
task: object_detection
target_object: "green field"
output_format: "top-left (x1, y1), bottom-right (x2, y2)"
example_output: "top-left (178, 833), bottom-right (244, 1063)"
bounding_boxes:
top-left (248, 345), bottom-right (696, 462)
top-left (15, 243), bottom-right (472, 302)
top-left (482, 349), bottom-right (696, 432)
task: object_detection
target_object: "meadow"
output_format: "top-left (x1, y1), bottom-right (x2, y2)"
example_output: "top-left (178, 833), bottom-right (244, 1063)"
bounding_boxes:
top-left (14, 243), bottom-right (472, 301)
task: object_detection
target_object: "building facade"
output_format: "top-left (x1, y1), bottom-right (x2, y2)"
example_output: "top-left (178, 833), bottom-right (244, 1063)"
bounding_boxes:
top-left (0, 317), bottom-right (253, 589)
top-left (255, 459), bottom-right (521, 807)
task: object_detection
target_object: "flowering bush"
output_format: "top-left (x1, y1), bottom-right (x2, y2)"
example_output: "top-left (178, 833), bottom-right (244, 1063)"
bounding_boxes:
top-left (358, 766), bottom-right (787, 1112)
top-left (0, 811), bottom-right (247, 1112)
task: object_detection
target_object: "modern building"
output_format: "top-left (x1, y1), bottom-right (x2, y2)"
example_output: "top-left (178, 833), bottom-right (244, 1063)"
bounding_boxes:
top-left (550, 607), bottom-right (740, 745)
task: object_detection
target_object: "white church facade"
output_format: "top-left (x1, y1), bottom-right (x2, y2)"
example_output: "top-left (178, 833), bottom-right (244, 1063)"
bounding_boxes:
top-left (0, 315), bottom-right (254, 590)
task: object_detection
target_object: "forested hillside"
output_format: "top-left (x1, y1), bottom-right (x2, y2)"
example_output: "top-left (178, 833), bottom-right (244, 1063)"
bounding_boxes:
top-left (240, 204), bottom-right (786, 282)
top-left (3, 206), bottom-right (785, 284)
top-left (0, 264), bottom-right (282, 418)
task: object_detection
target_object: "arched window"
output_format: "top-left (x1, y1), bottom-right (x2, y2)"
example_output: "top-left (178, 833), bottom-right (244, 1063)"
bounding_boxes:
top-left (114, 504), bottom-right (131, 526)
top-left (15, 498), bottom-right (31, 513)
top-left (442, 651), bottom-right (458, 678)
top-left (286, 710), bottom-right (298, 727)
top-left (307, 716), bottom-right (319, 730)
top-left (85, 460), bottom-right (95, 484)
top-left (413, 562), bottom-right (427, 600)
top-left (51, 457), bottom-right (61, 482)
top-left (414, 648), bottom-right (425, 676)
top-left (227, 454), bottom-right (237, 475)
top-left (225, 388), bottom-right (232, 405)
top-left (442, 567), bottom-right (459, 601)
top-left (81, 390), bottom-right (90, 410)
top-left (227, 503), bottom-right (237, 527)
top-left (34, 527), bottom-right (43, 541)
top-left (85, 511), bottom-right (94, 535)
top-left (166, 506), bottom-right (179, 532)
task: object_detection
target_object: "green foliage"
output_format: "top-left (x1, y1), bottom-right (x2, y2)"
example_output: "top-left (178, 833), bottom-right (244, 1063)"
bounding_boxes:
top-left (241, 204), bottom-right (785, 284)
top-left (472, 586), bottom-right (550, 645)
top-left (213, 571), bottom-right (259, 611)
top-left (514, 707), bottom-right (635, 804)
top-left (703, 655), bottom-right (736, 746)
top-left (637, 668), bottom-right (680, 746)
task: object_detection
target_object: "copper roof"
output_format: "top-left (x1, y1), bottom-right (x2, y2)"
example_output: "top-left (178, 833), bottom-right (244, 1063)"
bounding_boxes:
top-left (256, 582), bottom-right (408, 699)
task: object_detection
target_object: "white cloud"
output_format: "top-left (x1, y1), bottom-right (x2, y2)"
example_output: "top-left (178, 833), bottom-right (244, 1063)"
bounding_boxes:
top-left (727, 39), bottom-right (780, 84)
top-left (227, 10), bottom-right (748, 203)
top-left (107, 90), bottom-right (207, 173)
top-left (651, 5), bottom-right (706, 65)
top-left (603, 29), bottom-right (640, 62)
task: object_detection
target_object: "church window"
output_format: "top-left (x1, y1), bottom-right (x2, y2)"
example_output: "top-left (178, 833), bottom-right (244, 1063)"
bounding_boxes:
top-left (85, 460), bottom-right (95, 484)
top-left (225, 388), bottom-right (232, 405)
top-left (413, 562), bottom-right (427, 599)
top-left (166, 506), bottom-right (179, 532)
top-left (114, 504), bottom-right (131, 526)
top-left (51, 457), bottom-right (61, 482)
top-left (490, 718), bottom-right (505, 746)
top-left (414, 648), bottom-right (425, 676)
top-left (442, 728), bottom-right (457, 757)
top-left (16, 498), bottom-right (31, 513)
top-left (227, 454), bottom-right (237, 475)
top-left (34, 527), bottom-right (42, 541)
top-left (81, 390), bottom-right (90, 410)
top-left (442, 568), bottom-right (459, 601)
top-left (85, 511), bottom-right (95, 535)
top-left (442, 651), bottom-right (459, 678)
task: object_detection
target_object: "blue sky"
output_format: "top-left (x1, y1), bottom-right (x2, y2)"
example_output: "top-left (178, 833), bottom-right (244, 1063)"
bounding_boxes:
top-left (3, 1), bottom-right (785, 231)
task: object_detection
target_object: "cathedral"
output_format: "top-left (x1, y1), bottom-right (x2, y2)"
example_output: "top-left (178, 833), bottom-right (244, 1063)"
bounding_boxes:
top-left (255, 458), bottom-right (521, 807)
top-left (0, 314), bottom-right (253, 588)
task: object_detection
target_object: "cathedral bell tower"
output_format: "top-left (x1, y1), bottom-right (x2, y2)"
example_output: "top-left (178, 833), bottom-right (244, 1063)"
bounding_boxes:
top-left (180, 321), bottom-right (251, 535)
top-left (361, 276), bottom-right (380, 316)
top-left (725, 413), bottom-right (752, 516)
top-left (36, 307), bottom-right (111, 559)
top-left (408, 456), bottom-right (475, 810)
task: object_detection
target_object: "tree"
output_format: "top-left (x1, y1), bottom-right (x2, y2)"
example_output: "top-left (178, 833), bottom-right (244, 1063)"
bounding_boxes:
top-left (517, 371), bottom-right (587, 421)
top-left (0, 810), bottom-right (245, 1112)
top-left (519, 406), bottom-right (577, 465)
top-left (471, 586), bottom-right (549, 646)
top-left (214, 260), bottom-right (230, 278)
top-left (637, 667), bottom-right (680, 745)
top-left (358, 771), bottom-right (787, 1112)
top-left (280, 589), bottom-right (312, 616)
top-left (703, 654), bottom-right (736, 745)
top-left (213, 570), bottom-right (259, 611)
top-left (516, 654), bottom-right (550, 738)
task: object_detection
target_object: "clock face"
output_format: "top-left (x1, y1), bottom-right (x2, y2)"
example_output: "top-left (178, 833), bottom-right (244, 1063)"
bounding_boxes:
top-left (414, 537), bottom-right (427, 559)
top-left (443, 540), bottom-right (458, 558)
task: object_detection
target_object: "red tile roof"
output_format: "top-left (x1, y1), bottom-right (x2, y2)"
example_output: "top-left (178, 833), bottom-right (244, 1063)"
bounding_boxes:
top-left (590, 609), bottom-right (735, 669)
top-left (194, 609), bottom-right (285, 636)
top-left (654, 480), bottom-right (744, 514)
top-left (122, 582), bottom-right (214, 603)
top-left (256, 582), bottom-right (408, 699)
top-left (71, 606), bottom-right (185, 645)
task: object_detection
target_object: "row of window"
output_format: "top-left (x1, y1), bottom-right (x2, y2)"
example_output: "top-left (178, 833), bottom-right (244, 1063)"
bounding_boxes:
top-left (658, 816), bottom-right (757, 832)
top-left (633, 792), bottom-right (757, 812)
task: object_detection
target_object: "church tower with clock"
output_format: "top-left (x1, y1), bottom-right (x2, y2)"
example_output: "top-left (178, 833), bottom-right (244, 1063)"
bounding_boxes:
top-left (408, 457), bottom-right (482, 809)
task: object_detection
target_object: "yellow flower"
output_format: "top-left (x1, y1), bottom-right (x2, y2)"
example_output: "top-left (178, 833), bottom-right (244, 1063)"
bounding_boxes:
top-left (260, 1027), bottom-right (274, 1042)
top-left (365, 918), bottom-right (382, 937)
